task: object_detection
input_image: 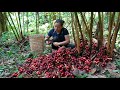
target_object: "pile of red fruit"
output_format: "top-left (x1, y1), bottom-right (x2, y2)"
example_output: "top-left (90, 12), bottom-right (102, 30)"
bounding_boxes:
top-left (11, 40), bottom-right (112, 78)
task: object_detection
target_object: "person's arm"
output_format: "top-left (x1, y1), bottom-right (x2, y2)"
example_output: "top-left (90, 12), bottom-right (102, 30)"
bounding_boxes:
top-left (53, 35), bottom-right (70, 46)
top-left (45, 29), bottom-right (53, 41)
top-left (45, 35), bottom-right (50, 41)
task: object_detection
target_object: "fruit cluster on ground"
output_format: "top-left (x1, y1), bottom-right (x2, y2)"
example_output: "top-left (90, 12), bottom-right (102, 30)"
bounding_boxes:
top-left (11, 40), bottom-right (113, 78)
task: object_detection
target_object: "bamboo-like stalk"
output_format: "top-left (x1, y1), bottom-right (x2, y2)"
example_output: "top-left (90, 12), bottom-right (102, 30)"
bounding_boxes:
top-left (0, 12), bottom-right (8, 32)
top-left (74, 12), bottom-right (80, 54)
top-left (82, 13), bottom-right (89, 40)
top-left (89, 12), bottom-right (93, 52)
top-left (98, 12), bottom-right (103, 48)
top-left (8, 12), bottom-right (20, 40)
top-left (18, 12), bottom-right (24, 39)
top-left (36, 12), bottom-right (39, 34)
top-left (38, 12), bottom-right (39, 33)
top-left (80, 12), bottom-right (89, 38)
top-left (23, 12), bottom-right (25, 35)
top-left (5, 13), bottom-right (19, 41)
top-left (81, 17), bottom-right (86, 40)
top-left (93, 13), bottom-right (97, 25)
top-left (107, 12), bottom-right (115, 53)
top-left (110, 12), bottom-right (120, 56)
top-left (74, 12), bottom-right (84, 42)
top-left (15, 12), bottom-right (21, 38)
top-left (71, 12), bottom-right (76, 46)
top-left (26, 12), bottom-right (28, 33)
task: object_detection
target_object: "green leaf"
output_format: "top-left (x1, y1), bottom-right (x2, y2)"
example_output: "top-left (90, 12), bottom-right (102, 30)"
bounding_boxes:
top-left (75, 75), bottom-right (82, 78)
top-left (106, 74), bottom-right (111, 78)
top-left (18, 74), bottom-right (23, 78)
top-left (81, 74), bottom-right (88, 78)
top-left (115, 60), bottom-right (120, 66)
top-left (75, 74), bottom-right (88, 78)
top-left (0, 66), bottom-right (4, 70)
top-left (112, 70), bottom-right (120, 73)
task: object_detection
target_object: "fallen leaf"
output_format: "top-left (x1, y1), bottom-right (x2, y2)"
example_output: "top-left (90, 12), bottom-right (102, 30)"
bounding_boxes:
top-left (90, 68), bottom-right (97, 74)
top-left (107, 69), bottom-right (120, 78)
top-left (112, 70), bottom-right (120, 73)
top-left (96, 75), bottom-right (106, 78)
top-left (78, 70), bottom-right (86, 75)
top-left (4, 72), bottom-right (11, 77)
top-left (72, 68), bottom-right (79, 76)
top-left (106, 62), bottom-right (116, 70)
top-left (87, 75), bottom-right (98, 78)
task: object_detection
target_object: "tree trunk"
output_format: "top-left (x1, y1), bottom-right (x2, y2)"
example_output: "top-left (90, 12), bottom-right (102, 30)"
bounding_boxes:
top-left (71, 12), bottom-right (76, 46)
top-left (89, 12), bottom-right (93, 52)
top-left (0, 12), bottom-right (7, 37)
top-left (98, 12), bottom-right (103, 48)
top-left (110, 12), bottom-right (120, 57)
top-left (23, 12), bottom-right (25, 35)
top-left (15, 12), bottom-right (21, 38)
top-left (36, 12), bottom-right (39, 34)
top-left (74, 12), bottom-right (80, 54)
top-left (107, 12), bottom-right (115, 53)
top-left (75, 12), bottom-right (84, 42)
top-left (26, 12), bottom-right (29, 33)
top-left (18, 12), bottom-right (24, 39)
top-left (80, 12), bottom-right (89, 35)
top-left (5, 13), bottom-right (19, 41)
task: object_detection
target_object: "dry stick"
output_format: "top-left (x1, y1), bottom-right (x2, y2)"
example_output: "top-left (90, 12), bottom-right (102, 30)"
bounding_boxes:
top-left (8, 12), bottom-right (20, 41)
top-left (5, 13), bottom-right (19, 41)
top-left (107, 12), bottom-right (115, 53)
top-left (110, 12), bottom-right (120, 57)
top-left (91, 51), bottom-right (98, 61)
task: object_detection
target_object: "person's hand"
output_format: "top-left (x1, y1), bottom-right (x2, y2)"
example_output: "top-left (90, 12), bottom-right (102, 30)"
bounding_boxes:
top-left (58, 46), bottom-right (65, 50)
top-left (46, 40), bottom-right (52, 45)
top-left (53, 42), bottom-right (60, 47)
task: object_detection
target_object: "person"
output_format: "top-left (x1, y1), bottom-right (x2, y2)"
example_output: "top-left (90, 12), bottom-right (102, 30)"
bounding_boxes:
top-left (45, 19), bottom-right (75, 51)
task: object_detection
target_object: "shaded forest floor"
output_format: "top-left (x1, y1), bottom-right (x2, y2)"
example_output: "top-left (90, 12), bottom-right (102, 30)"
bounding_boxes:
top-left (0, 36), bottom-right (120, 78)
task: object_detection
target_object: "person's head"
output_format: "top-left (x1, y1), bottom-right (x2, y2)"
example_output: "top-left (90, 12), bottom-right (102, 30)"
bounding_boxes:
top-left (54, 19), bottom-right (65, 32)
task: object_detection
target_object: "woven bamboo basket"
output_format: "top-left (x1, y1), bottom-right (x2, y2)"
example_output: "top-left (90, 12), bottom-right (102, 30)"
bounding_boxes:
top-left (29, 34), bottom-right (44, 54)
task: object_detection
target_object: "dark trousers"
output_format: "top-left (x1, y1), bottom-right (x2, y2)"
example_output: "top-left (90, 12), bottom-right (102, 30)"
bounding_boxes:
top-left (52, 43), bottom-right (75, 50)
